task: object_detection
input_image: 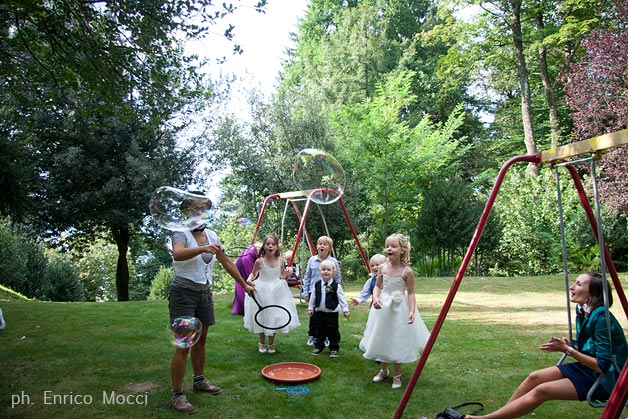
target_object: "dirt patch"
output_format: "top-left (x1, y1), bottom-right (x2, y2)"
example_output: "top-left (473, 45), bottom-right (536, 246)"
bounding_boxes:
top-left (127, 381), bottom-right (159, 393)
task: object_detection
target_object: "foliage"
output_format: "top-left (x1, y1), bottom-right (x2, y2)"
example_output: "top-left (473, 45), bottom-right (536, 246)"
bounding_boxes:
top-left (129, 231), bottom-right (174, 301)
top-left (0, 219), bottom-right (86, 301)
top-left (73, 237), bottom-right (137, 302)
top-left (42, 253), bottom-right (85, 302)
top-left (486, 165), bottom-right (626, 276)
top-left (332, 71), bottom-right (469, 241)
top-left (0, 0), bottom-right (269, 302)
top-left (148, 266), bottom-right (174, 301)
top-left (0, 221), bottom-right (48, 299)
top-left (559, 0), bottom-right (628, 218)
top-left (416, 177), bottom-right (501, 276)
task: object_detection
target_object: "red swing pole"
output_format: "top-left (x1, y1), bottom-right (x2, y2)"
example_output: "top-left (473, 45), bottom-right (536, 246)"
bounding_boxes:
top-left (338, 197), bottom-right (370, 272)
top-left (393, 153), bottom-right (540, 419)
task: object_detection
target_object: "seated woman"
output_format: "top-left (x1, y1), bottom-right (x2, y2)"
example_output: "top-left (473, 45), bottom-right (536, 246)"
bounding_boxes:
top-left (467, 272), bottom-right (628, 419)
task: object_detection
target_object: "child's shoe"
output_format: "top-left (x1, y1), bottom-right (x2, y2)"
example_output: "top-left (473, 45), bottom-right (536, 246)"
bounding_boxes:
top-left (267, 344), bottom-right (276, 354)
top-left (329, 350), bottom-right (339, 358)
top-left (372, 369), bottom-right (389, 382)
top-left (258, 343), bottom-right (268, 353)
top-left (311, 348), bottom-right (323, 355)
top-left (392, 375), bottom-right (402, 389)
top-left (306, 336), bottom-right (315, 346)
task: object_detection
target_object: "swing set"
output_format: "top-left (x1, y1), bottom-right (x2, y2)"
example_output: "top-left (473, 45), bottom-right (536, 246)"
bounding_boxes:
top-left (247, 189), bottom-right (371, 295)
top-left (394, 129), bottom-right (628, 419)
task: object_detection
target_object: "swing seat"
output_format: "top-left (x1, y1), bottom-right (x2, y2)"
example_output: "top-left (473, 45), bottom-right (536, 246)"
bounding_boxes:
top-left (285, 273), bottom-right (300, 288)
top-left (587, 375), bottom-right (608, 408)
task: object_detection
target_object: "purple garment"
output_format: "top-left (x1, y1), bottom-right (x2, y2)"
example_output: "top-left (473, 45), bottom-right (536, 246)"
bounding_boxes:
top-left (231, 244), bottom-right (258, 315)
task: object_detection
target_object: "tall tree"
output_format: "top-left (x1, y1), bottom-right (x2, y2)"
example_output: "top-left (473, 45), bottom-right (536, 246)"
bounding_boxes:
top-left (331, 71), bottom-right (468, 240)
top-left (560, 0), bottom-right (628, 218)
top-left (0, 0), bottom-right (267, 300)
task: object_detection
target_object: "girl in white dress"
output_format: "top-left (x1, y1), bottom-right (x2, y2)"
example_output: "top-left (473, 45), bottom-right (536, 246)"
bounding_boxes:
top-left (244, 235), bottom-right (300, 353)
top-left (359, 233), bottom-right (430, 389)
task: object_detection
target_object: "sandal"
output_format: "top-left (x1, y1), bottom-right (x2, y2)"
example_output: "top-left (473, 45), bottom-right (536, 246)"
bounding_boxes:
top-left (392, 375), bottom-right (402, 389)
top-left (372, 369), bottom-right (389, 383)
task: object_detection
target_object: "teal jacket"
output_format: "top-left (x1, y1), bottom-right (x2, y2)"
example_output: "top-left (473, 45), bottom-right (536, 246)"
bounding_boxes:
top-left (575, 305), bottom-right (628, 395)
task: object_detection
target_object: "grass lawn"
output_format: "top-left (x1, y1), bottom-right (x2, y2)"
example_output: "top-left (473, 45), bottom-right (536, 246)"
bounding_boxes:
top-left (1, 275), bottom-right (628, 419)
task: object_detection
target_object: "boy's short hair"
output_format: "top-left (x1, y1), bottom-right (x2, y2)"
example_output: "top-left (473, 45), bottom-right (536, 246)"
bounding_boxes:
top-left (369, 253), bottom-right (386, 265)
top-left (319, 259), bottom-right (336, 272)
top-left (317, 236), bottom-right (334, 248)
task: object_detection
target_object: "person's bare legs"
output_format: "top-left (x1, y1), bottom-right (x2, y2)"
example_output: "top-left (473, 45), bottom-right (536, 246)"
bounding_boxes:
top-left (466, 367), bottom-right (578, 419)
top-left (190, 326), bottom-right (209, 377)
top-left (171, 346), bottom-right (191, 391)
top-left (393, 363), bottom-right (402, 377)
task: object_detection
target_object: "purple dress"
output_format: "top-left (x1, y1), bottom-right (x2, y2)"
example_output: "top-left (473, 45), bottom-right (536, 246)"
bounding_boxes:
top-left (231, 244), bottom-right (258, 315)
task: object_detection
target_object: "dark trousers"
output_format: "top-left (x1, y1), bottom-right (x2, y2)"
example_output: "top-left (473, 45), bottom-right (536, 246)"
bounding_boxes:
top-left (313, 311), bottom-right (341, 351)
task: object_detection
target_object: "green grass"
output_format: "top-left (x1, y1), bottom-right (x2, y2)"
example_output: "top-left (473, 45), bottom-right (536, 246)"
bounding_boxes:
top-left (1, 275), bottom-right (628, 419)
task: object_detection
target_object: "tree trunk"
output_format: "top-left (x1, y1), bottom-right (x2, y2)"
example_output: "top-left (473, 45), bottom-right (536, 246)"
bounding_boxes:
top-left (510, 0), bottom-right (538, 175)
top-left (112, 225), bottom-right (130, 301)
top-left (535, 6), bottom-right (560, 147)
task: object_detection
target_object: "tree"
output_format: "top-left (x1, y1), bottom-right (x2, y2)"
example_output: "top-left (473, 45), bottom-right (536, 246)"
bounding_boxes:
top-left (416, 177), bottom-right (497, 275)
top-left (560, 0), bottom-right (628, 218)
top-left (331, 71), bottom-right (469, 240)
top-left (0, 0), bottom-right (267, 300)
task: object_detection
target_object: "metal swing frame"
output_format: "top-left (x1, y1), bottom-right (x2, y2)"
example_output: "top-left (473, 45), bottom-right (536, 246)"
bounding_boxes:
top-left (248, 189), bottom-right (371, 294)
top-left (393, 129), bottom-right (628, 419)
top-left (553, 156), bottom-right (623, 408)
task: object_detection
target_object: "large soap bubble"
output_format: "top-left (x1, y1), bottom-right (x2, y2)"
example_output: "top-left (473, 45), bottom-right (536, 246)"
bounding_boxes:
top-left (149, 187), bottom-right (212, 231)
top-left (292, 149), bottom-right (345, 205)
top-left (169, 317), bottom-right (202, 348)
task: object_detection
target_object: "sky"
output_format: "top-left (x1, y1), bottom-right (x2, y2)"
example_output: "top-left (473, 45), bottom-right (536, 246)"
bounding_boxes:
top-left (184, 1), bottom-right (310, 196)
top-left (188, 0), bottom-right (310, 98)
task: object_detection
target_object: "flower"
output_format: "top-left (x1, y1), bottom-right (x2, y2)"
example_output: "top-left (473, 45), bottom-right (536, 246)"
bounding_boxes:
top-left (325, 284), bottom-right (333, 293)
top-left (391, 290), bottom-right (403, 303)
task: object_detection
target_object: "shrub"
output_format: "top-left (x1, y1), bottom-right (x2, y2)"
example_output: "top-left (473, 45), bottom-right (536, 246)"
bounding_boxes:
top-left (148, 266), bottom-right (173, 300)
top-left (43, 254), bottom-right (85, 302)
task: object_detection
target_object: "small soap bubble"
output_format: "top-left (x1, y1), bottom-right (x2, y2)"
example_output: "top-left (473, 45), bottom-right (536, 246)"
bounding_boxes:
top-left (149, 187), bottom-right (212, 231)
top-left (169, 317), bottom-right (202, 348)
top-left (292, 149), bottom-right (345, 205)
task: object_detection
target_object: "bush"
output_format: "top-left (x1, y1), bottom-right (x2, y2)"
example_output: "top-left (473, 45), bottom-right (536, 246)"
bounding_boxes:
top-left (43, 254), bottom-right (85, 302)
top-left (148, 266), bottom-right (173, 300)
top-left (0, 220), bottom-right (49, 299)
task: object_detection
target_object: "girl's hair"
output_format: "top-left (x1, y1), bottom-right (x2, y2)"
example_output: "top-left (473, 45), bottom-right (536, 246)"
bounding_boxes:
top-left (317, 236), bottom-right (334, 248)
top-left (586, 271), bottom-right (613, 309)
top-left (259, 235), bottom-right (282, 258)
top-left (370, 253), bottom-right (386, 265)
top-left (386, 233), bottom-right (411, 266)
top-left (319, 259), bottom-right (336, 272)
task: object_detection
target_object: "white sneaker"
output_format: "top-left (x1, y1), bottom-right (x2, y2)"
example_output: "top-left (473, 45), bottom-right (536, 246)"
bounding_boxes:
top-left (306, 336), bottom-right (314, 346)
top-left (0, 308), bottom-right (5, 330)
top-left (324, 338), bottom-right (330, 347)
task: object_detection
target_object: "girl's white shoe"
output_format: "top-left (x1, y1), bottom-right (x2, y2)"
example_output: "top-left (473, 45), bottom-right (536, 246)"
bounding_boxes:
top-left (372, 369), bottom-right (389, 382)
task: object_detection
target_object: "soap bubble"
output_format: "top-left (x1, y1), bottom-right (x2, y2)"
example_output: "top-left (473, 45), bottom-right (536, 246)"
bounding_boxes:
top-left (149, 187), bottom-right (212, 231)
top-left (292, 149), bottom-right (345, 205)
top-left (169, 317), bottom-right (202, 348)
